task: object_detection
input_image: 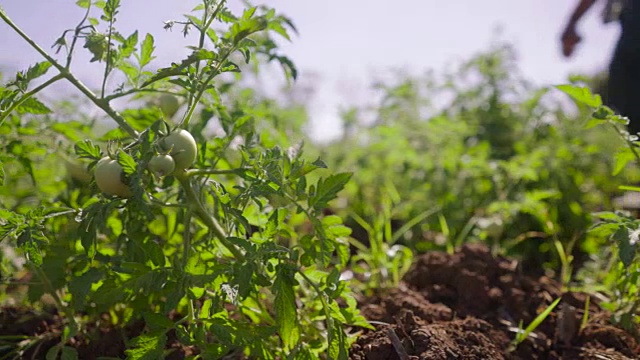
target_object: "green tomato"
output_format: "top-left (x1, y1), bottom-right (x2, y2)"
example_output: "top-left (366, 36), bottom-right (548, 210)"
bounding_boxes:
top-left (158, 94), bottom-right (180, 118)
top-left (148, 154), bottom-right (176, 177)
top-left (94, 157), bottom-right (132, 197)
top-left (159, 129), bottom-right (197, 172)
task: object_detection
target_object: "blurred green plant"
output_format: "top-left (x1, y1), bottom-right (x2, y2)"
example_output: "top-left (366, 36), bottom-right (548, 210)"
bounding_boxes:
top-left (557, 83), bottom-right (640, 332)
top-left (323, 43), bottom-right (622, 278)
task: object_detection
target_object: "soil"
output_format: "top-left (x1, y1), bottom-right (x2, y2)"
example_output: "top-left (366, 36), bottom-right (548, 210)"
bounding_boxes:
top-left (1, 243), bottom-right (638, 359)
top-left (351, 243), bottom-right (640, 360)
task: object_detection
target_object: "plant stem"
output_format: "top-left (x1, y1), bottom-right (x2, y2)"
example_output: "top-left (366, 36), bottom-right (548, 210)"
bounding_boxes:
top-left (180, 44), bottom-right (236, 128)
top-left (0, 8), bottom-right (139, 138)
top-left (185, 167), bottom-right (248, 177)
top-left (175, 172), bottom-right (244, 261)
top-left (101, 16), bottom-right (115, 98)
top-left (66, 5), bottom-right (92, 68)
top-left (0, 74), bottom-right (64, 126)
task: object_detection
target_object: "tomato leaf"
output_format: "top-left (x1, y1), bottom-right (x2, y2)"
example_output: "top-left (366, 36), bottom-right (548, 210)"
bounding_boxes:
top-left (614, 227), bottom-right (637, 268)
top-left (125, 331), bottom-right (167, 360)
top-left (119, 30), bottom-right (138, 59)
top-left (117, 151), bottom-right (137, 175)
top-left (274, 265), bottom-right (299, 350)
top-left (74, 140), bottom-right (103, 160)
top-left (555, 84), bottom-right (602, 108)
top-left (16, 97), bottom-right (51, 115)
top-left (614, 147), bottom-right (636, 176)
top-left (68, 268), bottom-right (103, 310)
top-left (138, 33), bottom-right (156, 68)
top-left (309, 173), bottom-right (352, 211)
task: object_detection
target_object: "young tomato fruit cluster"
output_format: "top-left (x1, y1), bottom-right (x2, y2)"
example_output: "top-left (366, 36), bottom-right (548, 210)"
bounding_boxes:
top-left (158, 129), bottom-right (198, 173)
top-left (148, 154), bottom-right (176, 177)
top-left (94, 157), bottom-right (132, 197)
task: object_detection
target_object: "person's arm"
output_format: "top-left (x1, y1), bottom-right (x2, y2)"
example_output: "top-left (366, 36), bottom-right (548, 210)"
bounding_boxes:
top-left (561, 0), bottom-right (598, 57)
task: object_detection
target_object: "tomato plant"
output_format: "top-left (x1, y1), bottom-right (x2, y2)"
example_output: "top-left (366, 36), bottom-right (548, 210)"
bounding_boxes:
top-left (0, 1), bottom-right (367, 358)
top-left (94, 156), bottom-right (132, 197)
top-left (158, 129), bottom-right (197, 173)
top-left (148, 153), bottom-right (176, 177)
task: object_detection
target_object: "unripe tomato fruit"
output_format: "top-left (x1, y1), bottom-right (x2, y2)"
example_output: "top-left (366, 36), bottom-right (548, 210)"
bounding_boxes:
top-left (148, 154), bottom-right (176, 177)
top-left (158, 94), bottom-right (180, 118)
top-left (159, 129), bottom-right (197, 172)
top-left (94, 157), bottom-right (132, 197)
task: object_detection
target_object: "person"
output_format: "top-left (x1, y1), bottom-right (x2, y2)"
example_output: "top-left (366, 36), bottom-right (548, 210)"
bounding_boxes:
top-left (561, 0), bottom-right (640, 135)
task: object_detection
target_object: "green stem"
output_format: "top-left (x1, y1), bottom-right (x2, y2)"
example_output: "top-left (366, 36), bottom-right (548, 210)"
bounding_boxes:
top-left (66, 5), bottom-right (92, 68)
top-left (0, 8), bottom-right (138, 138)
top-left (185, 167), bottom-right (248, 177)
top-left (618, 125), bottom-right (640, 167)
top-left (101, 18), bottom-right (115, 98)
top-left (103, 88), bottom-right (182, 102)
top-left (185, 0), bottom-right (226, 117)
top-left (175, 172), bottom-right (244, 261)
top-left (180, 44), bottom-right (236, 128)
top-left (0, 74), bottom-right (64, 126)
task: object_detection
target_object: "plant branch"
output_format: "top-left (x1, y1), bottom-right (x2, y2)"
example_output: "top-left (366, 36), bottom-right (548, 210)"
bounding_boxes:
top-left (0, 8), bottom-right (139, 138)
top-left (101, 18), bottom-right (115, 98)
top-left (103, 88), bottom-right (183, 102)
top-left (185, 167), bottom-right (248, 177)
top-left (0, 74), bottom-right (64, 126)
top-left (175, 172), bottom-right (244, 261)
top-left (66, 5), bottom-right (92, 68)
top-left (612, 122), bottom-right (640, 167)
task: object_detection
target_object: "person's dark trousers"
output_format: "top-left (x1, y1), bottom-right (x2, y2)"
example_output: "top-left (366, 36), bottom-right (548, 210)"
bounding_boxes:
top-left (608, 17), bottom-right (640, 136)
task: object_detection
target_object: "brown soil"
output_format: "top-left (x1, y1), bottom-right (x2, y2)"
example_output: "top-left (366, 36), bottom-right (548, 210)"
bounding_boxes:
top-left (1, 244), bottom-right (638, 359)
top-left (0, 307), bottom-right (193, 359)
top-left (350, 243), bottom-right (640, 360)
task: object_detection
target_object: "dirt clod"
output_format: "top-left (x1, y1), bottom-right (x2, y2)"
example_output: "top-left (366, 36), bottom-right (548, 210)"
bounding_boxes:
top-left (351, 243), bottom-right (640, 359)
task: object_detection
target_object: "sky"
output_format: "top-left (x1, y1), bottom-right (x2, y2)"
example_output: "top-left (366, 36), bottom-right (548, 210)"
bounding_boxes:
top-left (0, 1), bottom-right (621, 140)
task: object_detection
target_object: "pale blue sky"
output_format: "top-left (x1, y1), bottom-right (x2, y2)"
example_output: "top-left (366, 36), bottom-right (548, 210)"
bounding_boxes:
top-left (0, 1), bottom-right (620, 140)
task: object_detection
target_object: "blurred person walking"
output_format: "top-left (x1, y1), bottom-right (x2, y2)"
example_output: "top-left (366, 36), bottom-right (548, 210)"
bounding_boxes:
top-left (561, 0), bottom-right (640, 135)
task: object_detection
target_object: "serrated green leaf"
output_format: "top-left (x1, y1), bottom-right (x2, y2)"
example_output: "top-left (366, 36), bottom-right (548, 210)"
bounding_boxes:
top-left (68, 268), bottom-right (103, 310)
top-left (102, 0), bottom-right (120, 22)
top-left (139, 33), bottom-right (155, 68)
top-left (74, 139), bottom-right (102, 160)
top-left (143, 312), bottom-right (174, 331)
top-left (309, 173), bottom-right (352, 211)
top-left (16, 97), bottom-right (51, 114)
top-left (274, 266), bottom-right (299, 350)
top-left (614, 147), bottom-right (635, 176)
top-left (26, 62), bottom-right (52, 80)
top-left (615, 227), bottom-right (637, 268)
top-left (142, 240), bottom-right (165, 267)
top-left (268, 20), bottom-right (291, 41)
top-left (119, 30), bottom-right (138, 59)
top-left (117, 61), bottom-right (138, 83)
top-left (555, 84), bottom-right (602, 108)
top-left (17, 229), bottom-right (44, 266)
top-left (327, 316), bottom-right (348, 360)
top-left (125, 331), bottom-right (166, 360)
top-left (93, 279), bottom-right (128, 304)
top-left (117, 151), bottom-right (136, 175)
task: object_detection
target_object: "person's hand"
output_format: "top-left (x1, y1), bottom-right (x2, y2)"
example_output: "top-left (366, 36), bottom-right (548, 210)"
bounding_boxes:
top-left (561, 25), bottom-right (581, 57)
